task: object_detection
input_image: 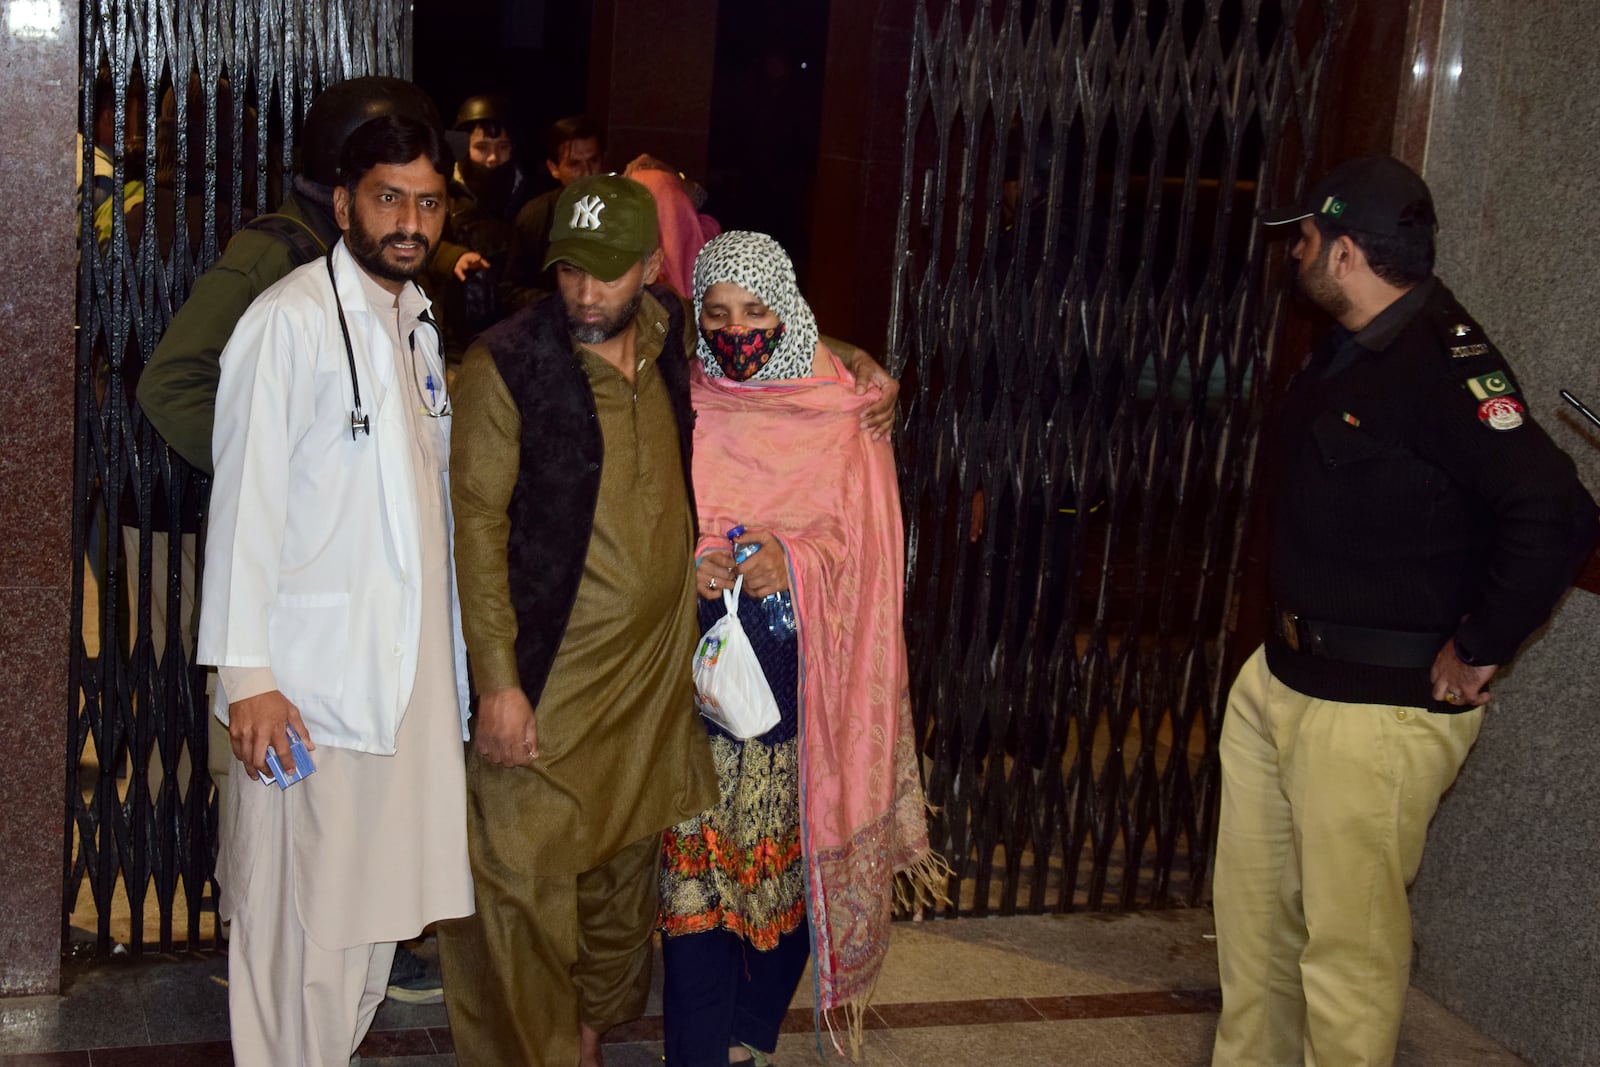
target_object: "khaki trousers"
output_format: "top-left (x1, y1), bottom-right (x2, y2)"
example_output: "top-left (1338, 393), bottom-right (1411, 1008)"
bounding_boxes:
top-left (438, 830), bottom-right (661, 1066)
top-left (120, 527), bottom-right (231, 844)
top-left (1211, 647), bottom-right (1482, 1067)
top-left (225, 766), bottom-right (397, 1067)
top-left (120, 528), bottom-right (199, 663)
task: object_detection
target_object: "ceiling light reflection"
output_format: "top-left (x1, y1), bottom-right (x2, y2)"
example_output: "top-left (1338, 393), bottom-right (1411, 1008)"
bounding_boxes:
top-left (7, 0), bottom-right (62, 41)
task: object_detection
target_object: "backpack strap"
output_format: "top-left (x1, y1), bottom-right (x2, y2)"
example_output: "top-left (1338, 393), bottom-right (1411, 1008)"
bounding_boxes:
top-left (241, 212), bottom-right (329, 266)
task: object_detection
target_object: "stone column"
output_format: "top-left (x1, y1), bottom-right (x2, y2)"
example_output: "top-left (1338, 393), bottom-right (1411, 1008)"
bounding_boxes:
top-left (0, 0), bottom-right (79, 995)
top-left (1406, 3), bottom-right (1600, 1063)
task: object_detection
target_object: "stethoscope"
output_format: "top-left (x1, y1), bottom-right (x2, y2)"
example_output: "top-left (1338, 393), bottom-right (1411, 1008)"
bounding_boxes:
top-left (326, 253), bottom-right (446, 440)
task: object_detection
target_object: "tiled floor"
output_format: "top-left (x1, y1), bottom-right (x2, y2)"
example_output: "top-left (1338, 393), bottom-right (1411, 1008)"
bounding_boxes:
top-left (0, 910), bottom-right (1528, 1066)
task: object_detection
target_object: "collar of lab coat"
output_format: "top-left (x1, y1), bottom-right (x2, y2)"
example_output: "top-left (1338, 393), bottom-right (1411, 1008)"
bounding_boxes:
top-left (324, 239), bottom-right (428, 583)
top-left (325, 238), bottom-right (441, 401)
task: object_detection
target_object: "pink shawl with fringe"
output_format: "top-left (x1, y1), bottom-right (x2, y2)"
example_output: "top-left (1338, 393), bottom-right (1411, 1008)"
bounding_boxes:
top-left (690, 354), bottom-right (943, 1026)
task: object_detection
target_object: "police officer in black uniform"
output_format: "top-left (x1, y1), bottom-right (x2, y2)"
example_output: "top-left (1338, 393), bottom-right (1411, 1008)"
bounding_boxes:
top-left (1210, 155), bottom-right (1598, 1067)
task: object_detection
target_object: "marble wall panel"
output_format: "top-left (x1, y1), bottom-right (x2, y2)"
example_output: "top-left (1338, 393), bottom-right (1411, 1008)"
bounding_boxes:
top-left (1422, 0), bottom-right (1600, 494)
top-left (0, 0), bottom-right (79, 996)
top-left (1410, 2), bottom-right (1600, 1062)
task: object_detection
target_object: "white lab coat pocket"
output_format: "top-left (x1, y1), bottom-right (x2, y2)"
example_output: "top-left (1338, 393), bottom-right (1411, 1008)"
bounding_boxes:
top-left (268, 591), bottom-right (351, 723)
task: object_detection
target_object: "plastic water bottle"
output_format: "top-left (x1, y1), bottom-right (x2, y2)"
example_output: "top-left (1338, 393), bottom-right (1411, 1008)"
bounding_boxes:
top-left (727, 525), bottom-right (797, 638)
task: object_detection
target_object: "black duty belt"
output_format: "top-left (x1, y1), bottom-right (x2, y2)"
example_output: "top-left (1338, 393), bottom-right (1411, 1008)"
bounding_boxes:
top-left (1274, 608), bottom-right (1450, 670)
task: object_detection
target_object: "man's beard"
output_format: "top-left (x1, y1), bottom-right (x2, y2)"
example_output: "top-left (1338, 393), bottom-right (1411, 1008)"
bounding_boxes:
top-left (345, 202), bottom-right (431, 285)
top-left (1296, 242), bottom-right (1352, 322)
top-left (567, 288), bottom-right (643, 345)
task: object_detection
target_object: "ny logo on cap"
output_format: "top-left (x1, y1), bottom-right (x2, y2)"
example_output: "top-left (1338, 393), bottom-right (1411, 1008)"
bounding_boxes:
top-left (570, 195), bottom-right (606, 231)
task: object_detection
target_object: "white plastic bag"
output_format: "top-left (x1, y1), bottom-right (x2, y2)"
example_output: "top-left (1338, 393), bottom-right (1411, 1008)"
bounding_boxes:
top-left (692, 575), bottom-right (781, 739)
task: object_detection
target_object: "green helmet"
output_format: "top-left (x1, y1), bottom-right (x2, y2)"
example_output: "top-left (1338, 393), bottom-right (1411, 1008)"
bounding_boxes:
top-left (454, 94), bottom-right (513, 132)
top-left (301, 76), bottom-right (441, 186)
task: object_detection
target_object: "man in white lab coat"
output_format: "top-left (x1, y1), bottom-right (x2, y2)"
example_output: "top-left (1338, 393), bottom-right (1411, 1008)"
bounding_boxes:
top-left (198, 111), bottom-right (474, 1066)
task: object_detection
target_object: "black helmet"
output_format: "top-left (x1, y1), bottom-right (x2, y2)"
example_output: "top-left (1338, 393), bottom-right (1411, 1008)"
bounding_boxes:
top-left (301, 76), bottom-right (441, 186)
top-left (454, 94), bottom-right (513, 132)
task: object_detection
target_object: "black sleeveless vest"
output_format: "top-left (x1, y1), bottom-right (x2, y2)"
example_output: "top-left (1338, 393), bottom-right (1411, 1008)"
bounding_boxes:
top-left (478, 285), bottom-right (696, 706)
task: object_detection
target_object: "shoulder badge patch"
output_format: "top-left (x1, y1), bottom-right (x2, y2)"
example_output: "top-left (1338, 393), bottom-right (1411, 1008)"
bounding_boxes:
top-left (1432, 311), bottom-right (1496, 360)
top-left (1466, 372), bottom-right (1514, 400)
top-left (1478, 396), bottom-right (1525, 431)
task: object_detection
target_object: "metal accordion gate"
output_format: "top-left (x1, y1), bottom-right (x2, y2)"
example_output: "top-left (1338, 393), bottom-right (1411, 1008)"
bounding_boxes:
top-left (69, 0), bottom-right (413, 955)
top-left (888, 0), bottom-right (1338, 914)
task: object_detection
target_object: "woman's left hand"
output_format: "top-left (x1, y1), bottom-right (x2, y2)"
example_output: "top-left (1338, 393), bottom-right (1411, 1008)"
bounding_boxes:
top-left (696, 548), bottom-right (738, 600)
top-left (733, 530), bottom-right (791, 598)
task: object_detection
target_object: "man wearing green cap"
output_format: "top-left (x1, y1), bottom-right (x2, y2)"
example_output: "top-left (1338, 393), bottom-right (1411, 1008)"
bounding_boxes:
top-left (437, 174), bottom-right (718, 1066)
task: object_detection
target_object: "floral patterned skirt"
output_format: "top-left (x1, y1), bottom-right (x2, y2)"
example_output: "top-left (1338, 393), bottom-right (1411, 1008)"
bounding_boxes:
top-left (660, 729), bottom-right (804, 950)
top-left (663, 593), bottom-right (805, 948)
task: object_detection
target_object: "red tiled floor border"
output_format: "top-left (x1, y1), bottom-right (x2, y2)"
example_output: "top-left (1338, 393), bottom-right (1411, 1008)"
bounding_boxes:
top-left (870, 996), bottom-right (1043, 1029)
top-left (1028, 988), bottom-right (1223, 1021)
top-left (611, 987), bottom-right (1224, 1042)
top-left (0, 988), bottom-right (1221, 1062)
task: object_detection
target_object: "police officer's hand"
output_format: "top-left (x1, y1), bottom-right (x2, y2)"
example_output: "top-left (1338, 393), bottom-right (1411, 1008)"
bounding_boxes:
top-left (228, 689), bottom-right (316, 782)
top-left (1430, 642), bottom-right (1497, 707)
top-left (697, 548), bottom-right (737, 601)
top-left (476, 687), bottom-right (538, 767)
top-left (453, 251), bottom-right (491, 281)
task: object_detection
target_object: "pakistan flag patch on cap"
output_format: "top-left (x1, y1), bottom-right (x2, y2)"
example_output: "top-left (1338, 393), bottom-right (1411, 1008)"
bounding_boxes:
top-left (1466, 371), bottom-right (1514, 400)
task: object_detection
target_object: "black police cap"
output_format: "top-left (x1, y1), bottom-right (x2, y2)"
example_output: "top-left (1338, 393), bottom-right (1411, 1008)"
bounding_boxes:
top-left (1263, 155), bottom-right (1437, 237)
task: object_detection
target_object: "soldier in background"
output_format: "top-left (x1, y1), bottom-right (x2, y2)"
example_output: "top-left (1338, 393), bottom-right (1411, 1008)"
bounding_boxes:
top-left (427, 94), bottom-right (534, 359)
top-left (498, 114), bottom-right (606, 312)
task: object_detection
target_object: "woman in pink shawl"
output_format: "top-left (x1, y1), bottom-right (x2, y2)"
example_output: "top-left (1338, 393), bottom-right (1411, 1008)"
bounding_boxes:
top-left (659, 231), bottom-right (947, 1066)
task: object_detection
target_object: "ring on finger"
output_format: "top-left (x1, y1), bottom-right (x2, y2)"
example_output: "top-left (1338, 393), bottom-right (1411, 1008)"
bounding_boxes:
top-left (1444, 690), bottom-right (1462, 704)
top-left (709, 576), bottom-right (718, 590)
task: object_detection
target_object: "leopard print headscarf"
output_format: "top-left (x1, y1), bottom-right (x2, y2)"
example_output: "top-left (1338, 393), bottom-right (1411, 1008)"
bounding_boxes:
top-left (692, 230), bottom-right (820, 382)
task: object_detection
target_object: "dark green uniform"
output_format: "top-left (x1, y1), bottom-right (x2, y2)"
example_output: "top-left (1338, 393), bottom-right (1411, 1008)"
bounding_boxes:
top-left (497, 186), bottom-right (560, 315)
top-left (136, 190), bottom-right (339, 472)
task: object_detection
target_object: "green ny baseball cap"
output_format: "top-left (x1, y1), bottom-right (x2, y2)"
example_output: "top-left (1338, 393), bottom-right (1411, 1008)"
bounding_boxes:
top-left (543, 174), bottom-right (659, 282)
